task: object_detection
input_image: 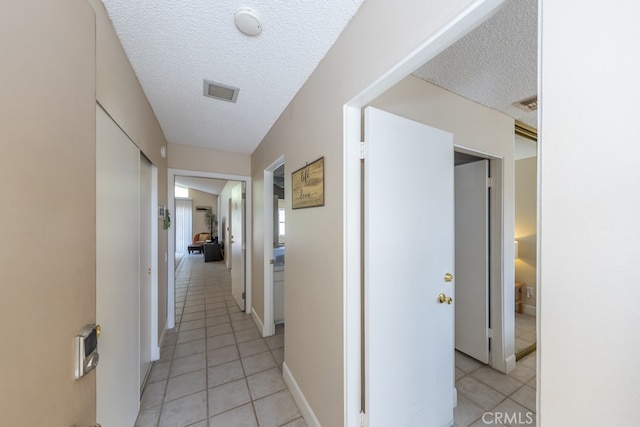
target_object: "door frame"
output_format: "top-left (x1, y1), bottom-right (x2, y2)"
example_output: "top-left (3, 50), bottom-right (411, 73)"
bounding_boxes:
top-left (343, 1), bottom-right (509, 425)
top-left (150, 164), bottom-right (160, 360)
top-left (167, 168), bottom-right (252, 329)
top-left (262, 156), bottom-right (285, 336)
top-left (453, 147), bottom-right (506, 368)
top-left (139, 154), bottom-right (159, 391)
top-left (230, 181), bottom-right (247, 311)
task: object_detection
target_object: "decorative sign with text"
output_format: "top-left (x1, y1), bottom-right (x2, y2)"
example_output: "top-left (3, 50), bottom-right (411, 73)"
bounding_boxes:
top-left (292, 157), bottom-right (324, 209)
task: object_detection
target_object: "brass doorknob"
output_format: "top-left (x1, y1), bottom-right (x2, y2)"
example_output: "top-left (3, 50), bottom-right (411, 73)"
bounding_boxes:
top-left (438, 293), bottom-right (453, 304)
top-left (444, 273), bottom-right (454, 282)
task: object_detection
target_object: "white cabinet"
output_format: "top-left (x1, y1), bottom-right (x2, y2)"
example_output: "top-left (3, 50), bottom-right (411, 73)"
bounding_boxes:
top-left (274, 265), bottom-right (285, 324)
top-left (274, 246), bottom-right (285, 324)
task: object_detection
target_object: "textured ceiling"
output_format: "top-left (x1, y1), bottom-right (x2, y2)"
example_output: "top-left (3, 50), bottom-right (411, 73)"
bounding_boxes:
top-left (101, 0), bottom-right (366, 153)
top-left (102, 0), bottom-right (537, 158)
top-left (412, 0), bottom-right (538, 128)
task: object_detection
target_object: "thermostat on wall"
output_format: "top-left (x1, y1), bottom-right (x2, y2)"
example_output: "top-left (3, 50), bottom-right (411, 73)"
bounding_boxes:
top-left (75, 324), bottom-right (100, 380)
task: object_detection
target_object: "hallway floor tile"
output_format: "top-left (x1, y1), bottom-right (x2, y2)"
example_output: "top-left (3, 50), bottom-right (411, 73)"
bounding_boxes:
top-left (135, 254), bottom-right (304, 427)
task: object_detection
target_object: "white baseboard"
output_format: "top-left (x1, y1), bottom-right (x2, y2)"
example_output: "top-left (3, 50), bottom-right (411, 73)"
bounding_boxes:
top-left (283, 362), bottom-right (320, 427)
top-left (523, 304), bottom-right (536, 317)
top-left (151, 343), bottom-right (161, 361)
top-left (158, 327), bottom-right (167, 350)
top-left (504, 353), bottom-right (517, 374)
top-left (251, 307), bottom-right (269, 337)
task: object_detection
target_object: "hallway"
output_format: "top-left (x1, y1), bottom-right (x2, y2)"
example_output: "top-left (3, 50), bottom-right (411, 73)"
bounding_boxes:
top-left (135, 255), bottom-right (304, 427)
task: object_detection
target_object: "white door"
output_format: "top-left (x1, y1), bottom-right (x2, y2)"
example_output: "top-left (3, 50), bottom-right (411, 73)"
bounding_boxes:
top-left (364, 107), bottom-right (455, 426)
top-left (96, 105), bottom-right (140, 426)
top-left (231, 182), bottom-right (245, 310)
top-left (139, 154), bottom-right (153, 389)
top-left (455, 160), bottom-right (490, 363)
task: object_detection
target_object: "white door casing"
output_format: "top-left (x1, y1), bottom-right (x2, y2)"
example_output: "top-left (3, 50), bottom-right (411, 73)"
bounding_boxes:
top-left (364, 107), bottom-right (455, 426)
top-left (263, 157), bottom-right (285, 336)
top-left (139, 154), bottom-right (153, 388)
top-left (167, 170), bottom-right (252, 330)
top-left (231, 182), bottom-right (246, 311)
top-left (96, 105), bottom-right (140, 426)
top-left (228, 197), bottom-right (233, 270)
top-left (455, 159), bottom-right (490, 363)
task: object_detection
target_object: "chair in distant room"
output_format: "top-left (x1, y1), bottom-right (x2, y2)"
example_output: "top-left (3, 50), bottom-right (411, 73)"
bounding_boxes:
top-left (188, 232), bottom-right (211, 254)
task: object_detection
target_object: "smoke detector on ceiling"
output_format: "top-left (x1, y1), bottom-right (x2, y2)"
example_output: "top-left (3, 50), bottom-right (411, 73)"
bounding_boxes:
top-left (235, 7), bottom-right (262, 36)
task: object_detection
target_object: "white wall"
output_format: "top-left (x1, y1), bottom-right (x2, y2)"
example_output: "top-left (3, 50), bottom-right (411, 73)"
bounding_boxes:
top-left (539, 0), bottom-right (640, 424)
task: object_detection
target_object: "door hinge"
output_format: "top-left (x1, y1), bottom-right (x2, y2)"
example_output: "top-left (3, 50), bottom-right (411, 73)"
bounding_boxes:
top-left (487, 328), bottom-right (493, 338)
top-left (242, 291), bottom-right (246, 299)
top-left (360, 411), bottom-right (366, 427)
top-left (486, 177), bottom-right (493, 188)
top-left (360, 141), bottom-right (366, 160)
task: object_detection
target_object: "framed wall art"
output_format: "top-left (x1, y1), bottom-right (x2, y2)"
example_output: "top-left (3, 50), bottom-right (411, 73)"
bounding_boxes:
top-left (292, 157), bottom-right (324, 209)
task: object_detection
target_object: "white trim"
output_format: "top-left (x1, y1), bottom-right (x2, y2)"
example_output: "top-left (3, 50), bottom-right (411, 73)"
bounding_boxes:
top-left (251, 307), bottom-right (266, 336)
top-left (343, 1), bottom-right (508, 426)
top-left (453, 146), bottom-right (509, 373)
top-left (505, 353), bottom-right (517, 373)
top-left (283, 362), bottom-right (320, 427)
top-left (168, 168), bottom-right (253, 330)
top-left (343, 105), bottom-right (362, 427)
top-left (523, 304), bottom-right (537, 317)
top-left (263, 156), bottom-right (284, 337)
top-left (150, 164), bottom-right (160, 361)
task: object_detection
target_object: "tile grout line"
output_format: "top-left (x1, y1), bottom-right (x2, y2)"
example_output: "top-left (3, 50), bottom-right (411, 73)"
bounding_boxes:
top-left (139, 256), bottom-right (300, 427)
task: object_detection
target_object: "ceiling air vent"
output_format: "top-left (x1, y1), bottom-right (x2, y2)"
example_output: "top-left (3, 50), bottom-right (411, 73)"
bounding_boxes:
top-left (513, 95), bottom-right (537, 112)
top-left (203, 80), bottom-right (239, 103)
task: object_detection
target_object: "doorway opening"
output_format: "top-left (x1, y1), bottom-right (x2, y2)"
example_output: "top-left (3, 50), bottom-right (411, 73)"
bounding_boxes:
top-left (453, 150), bottom-right (501, 367)
top-left (263, 156), bottom-right (285, 337)
top-left (343, 0), bottom-right (539, 424)
top-left (514, 121), bottom-right (538, 360)
top-left (167, 168), bottom-right (252, 330)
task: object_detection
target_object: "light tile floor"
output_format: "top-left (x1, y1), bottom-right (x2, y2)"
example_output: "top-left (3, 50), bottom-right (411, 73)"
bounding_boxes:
top-left (135, 254), bottom-right (305, 427)
top-left (515, 313), bottom-right (536, 354)
top-left (454, 350), bottom-right (537, 427)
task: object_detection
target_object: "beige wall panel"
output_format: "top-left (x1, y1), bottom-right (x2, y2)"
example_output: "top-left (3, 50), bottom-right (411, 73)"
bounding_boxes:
top-left (0, 1), bottom-right (96, 425)
top-left (190, 189), bottom-right (219, 236)
top-left (88, 0), bottom-right (168, 167)
top-left (88, 0), bottom-right (169, 343)
top-left (250, 0), bottom-right (486, 424)
top-left (168, 143), bottom-right (251, 176)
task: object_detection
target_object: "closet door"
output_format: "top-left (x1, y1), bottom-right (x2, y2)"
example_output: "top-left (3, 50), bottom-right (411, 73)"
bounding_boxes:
top-left (140, 154), bottom-right (153, 388)
top-left (96, 104), bottom-right (140, 426)
top-left (455, 159), bottom-right (490, 363)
